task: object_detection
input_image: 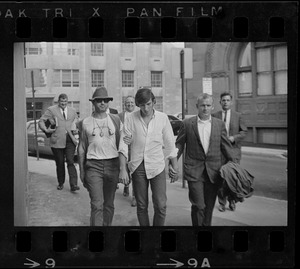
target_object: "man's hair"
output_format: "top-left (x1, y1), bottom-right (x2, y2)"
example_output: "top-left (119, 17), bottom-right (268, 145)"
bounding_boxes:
top-left (58, 93), bottom-right (68, 101)
top-left (135, 87), bottom-right (155, 106)
top-left (125, 95), bottom-right (135, 103)
top-left (197, 93), bottom-right (213, 104)
top-left (220, 91), bottom-right (232, 100)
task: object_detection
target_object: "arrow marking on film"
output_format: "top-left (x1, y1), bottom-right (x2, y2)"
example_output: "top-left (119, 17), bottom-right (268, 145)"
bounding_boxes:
top-left (24, 258), bottom-right (40, 268)
top-left (157, 258), bottom-right (184, 268)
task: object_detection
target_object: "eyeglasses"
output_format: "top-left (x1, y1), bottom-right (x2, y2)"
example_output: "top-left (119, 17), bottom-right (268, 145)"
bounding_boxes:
top-left (95, 99), bottom-right (109, 103)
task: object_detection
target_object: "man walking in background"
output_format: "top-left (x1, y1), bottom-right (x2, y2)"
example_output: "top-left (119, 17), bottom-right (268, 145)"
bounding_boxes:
top-left (212, 92), bottom-right (248, 212)
top-left (118, 95), bottom-right (137, 207)
top-left (39, 93), bottom-right (80, 192)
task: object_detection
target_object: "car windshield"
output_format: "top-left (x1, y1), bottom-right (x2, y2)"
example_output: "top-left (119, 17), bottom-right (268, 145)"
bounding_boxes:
top-left (168, 115), bottom-right (179, 120)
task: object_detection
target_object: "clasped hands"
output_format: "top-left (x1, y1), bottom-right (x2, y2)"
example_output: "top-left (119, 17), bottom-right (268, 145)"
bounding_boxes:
top-left (168, 163), bottom-right (179, 183)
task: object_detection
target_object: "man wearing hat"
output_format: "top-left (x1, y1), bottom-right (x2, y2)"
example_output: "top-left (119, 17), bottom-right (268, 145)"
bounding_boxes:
top-left (77, 87), bottom-right (128, 226)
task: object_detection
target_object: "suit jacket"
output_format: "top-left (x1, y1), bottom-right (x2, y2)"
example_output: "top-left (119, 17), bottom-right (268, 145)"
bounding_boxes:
top-left (39, 105), bottom-right (78, 148)
top-left (176, 116), bottom-right (235, 183)
top-left (118, 111), bottom-right (126, 124)
top-left (212, 110), bottom-right (247, 161)
top-left (109, 108), bottom-right (119, 114)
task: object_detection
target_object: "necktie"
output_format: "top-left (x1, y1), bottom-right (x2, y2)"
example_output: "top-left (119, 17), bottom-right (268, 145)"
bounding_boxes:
top-left (62, 109), bottom-right (66, 120)
top-left (224, 110), bottom-right (227, 123)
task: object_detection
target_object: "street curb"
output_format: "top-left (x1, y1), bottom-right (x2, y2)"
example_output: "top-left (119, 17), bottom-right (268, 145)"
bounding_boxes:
top-left (242, 147), bottom-right (287, 159)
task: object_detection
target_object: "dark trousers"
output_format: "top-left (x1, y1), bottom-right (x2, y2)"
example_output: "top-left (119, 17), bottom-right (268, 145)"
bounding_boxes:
top-left (84, 158), bottom-right (119, 226)
top-left (132, 161), bottom-right (167, 226)
top-left (187, 171), bottom-right (220, 226)
top-left (51, 134), bottom-right (78, 187)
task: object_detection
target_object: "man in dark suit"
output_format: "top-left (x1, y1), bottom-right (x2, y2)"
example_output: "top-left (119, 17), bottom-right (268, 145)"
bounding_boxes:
top-left (175, 93), bottom-right (235, 226)
top-left (39, 93), bottom-right (80, 192)
top-left (212, 92), bottom-right (248, 212)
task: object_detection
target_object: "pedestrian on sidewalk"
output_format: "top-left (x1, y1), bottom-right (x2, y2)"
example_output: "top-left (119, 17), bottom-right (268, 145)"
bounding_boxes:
top-left (212, 92), bottom-right (248, 212)
top-left (77, 87), bottom-right (128, 226)
top-left (119, 87), bottom-right (179, 226)
top-left (176, 93), bottom-right (236, 226)
top-left (38, 93), bottom-right (80, 192)
top-left (118, 95), bottom-right (137, 207)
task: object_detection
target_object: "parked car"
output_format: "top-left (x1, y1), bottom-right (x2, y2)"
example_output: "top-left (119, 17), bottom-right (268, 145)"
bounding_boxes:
top-left (168, 115), bottom-right (183, 136)
top-left (27, 120), bottom-right (79, 157)
top-left (27, 120), bottom-right (53, 155)
top-left (173, 112), bottom-right (183, 120)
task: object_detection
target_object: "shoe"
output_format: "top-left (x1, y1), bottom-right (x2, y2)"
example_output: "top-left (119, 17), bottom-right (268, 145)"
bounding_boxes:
top-left (57, 184), bottom-right (64, 190)
top-left (218, 205), bottom-right (225, 212)
top-left (71, 186), bottom-right (80, 192)
top-left (123, 186), bottom-right (129, 197)
top-left (131, 197), bottom-right (137, 207)
top-left (229, 200), bottom-right (236, 211)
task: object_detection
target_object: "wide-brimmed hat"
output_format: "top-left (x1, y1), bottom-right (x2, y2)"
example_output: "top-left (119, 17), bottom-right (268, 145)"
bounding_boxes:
top-left (89, 87), bottom-right (113, 101)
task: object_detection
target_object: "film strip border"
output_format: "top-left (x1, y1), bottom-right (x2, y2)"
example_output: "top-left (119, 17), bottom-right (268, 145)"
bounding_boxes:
top-left (0, 1), bottom-right (297, 268)
top-left (1, 227), bottom-right (291, 267)
top-left (0, 2), bottom-right (297, 41)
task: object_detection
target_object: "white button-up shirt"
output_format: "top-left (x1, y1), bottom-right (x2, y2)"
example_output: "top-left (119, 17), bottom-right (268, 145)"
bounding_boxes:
top-left (223, 109), bottom-right (231, 135)
top-left (119, 109), bottom-right (178, 179)
top-left (197, 116), bottom-right (212, 155)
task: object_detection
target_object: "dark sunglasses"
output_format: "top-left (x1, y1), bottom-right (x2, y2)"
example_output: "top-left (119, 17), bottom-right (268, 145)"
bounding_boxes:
top-left (95, 99), bottom-right (109, 103)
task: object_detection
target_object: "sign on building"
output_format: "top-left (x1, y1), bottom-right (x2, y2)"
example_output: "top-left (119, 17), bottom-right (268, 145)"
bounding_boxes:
top-left (25, 69), bottom-right (45, 88)
top-left (202, 77), bottom-right (212, 95)
top-left (171, 48), bottom-right (193, 79)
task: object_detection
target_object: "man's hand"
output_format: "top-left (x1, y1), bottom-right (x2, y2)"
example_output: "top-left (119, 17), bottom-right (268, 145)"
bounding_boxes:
top-left (168, 164), bottom-right (179, 183)
top-left (123, 134), bottom-right (133, 145)
top-left (80, 170), bottom-right (87, 188)
top-left (119, 167), bottom-right (130, 185)
top-left (45, 127), bottom-right (56, 134)
top-left (228, 136), bottom-right (235, 143)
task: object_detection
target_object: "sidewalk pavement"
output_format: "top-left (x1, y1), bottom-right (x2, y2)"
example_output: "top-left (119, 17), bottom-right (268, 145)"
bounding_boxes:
top-left (26, 148), bottom-right (287, 226)
top-left (242, 146), bottom-right (287, 159)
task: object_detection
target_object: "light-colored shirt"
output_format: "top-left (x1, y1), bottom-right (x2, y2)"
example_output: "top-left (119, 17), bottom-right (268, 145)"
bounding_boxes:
top-left (197, 116), bottom-right (212, 155)
top-left (60, 107), bottom-right (68, 120)
top-left (223, 109), bottom-right (231, 135)
top-left (119, 109), bottom-right (178, 179)
top-left (81, 115), bottom-right (122, 160)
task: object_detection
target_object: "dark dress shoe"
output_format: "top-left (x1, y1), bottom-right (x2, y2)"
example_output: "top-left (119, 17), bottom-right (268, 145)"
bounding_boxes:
top-left (71, 186), bottom-right (80, 192)
top-left (229, 200), bottom-right (236, 211)
top-left (218, 205), bottom-right (226, 212)
top-left (57, 185), bottom-right (64, 190)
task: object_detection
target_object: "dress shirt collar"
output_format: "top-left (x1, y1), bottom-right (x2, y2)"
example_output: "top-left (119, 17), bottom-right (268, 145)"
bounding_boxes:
top-left (197, 115), bottom-right (212, 123)
top-left (139, 108), bottom-right (156, 119)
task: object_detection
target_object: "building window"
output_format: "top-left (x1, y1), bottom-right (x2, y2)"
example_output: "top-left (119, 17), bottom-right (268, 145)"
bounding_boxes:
top-left (91, 70), bottom-right (104, 87)
top-left (151, 71), bottom-right (163, 88)
top-left (122, 71), bottom-right (134, 87)
top-left (121, 43), bottom-right (134, 57)
top-left (53, 42), bottom-right (79, 55)
top-left (53, 69), bottom-right (79, 87)
top-left (237, 42), bottom-right (287, 97)
top-left (150, 42), bottom-right (162, 58)
top-left (154, 96), bottom-right (163, 112)
top-left (91, 43), bottom-right (104, 56)
top-left (26, 102), bottom-right (43, 120)
top-left (25, 42), bottom-right (47, 55)
top-left (237, 43), bottom-right (252, 96)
